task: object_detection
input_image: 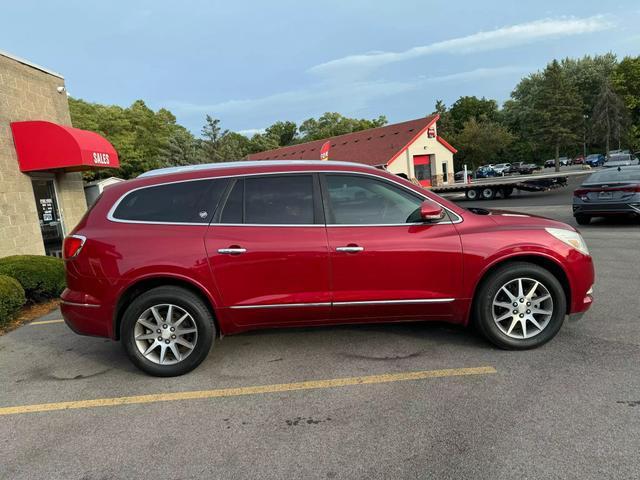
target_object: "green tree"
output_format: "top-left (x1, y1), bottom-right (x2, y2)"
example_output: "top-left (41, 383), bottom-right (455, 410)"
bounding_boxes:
top-left (431, 99), bottom-right (452, 138)
top-left (613, 56), bottom-right (640, 150)
top-left (265, 121), bottom-right (298, 146)
top-left (454, 116), bottom-right (514, 169)
top-left (199, 115), bottom-right (230, 163)
top-left (448, 96), bottom-right (499, 134)
top-left (561, 54), bottom-right (618, 117)
top-left (530, 60), bottom-right (584, 171)
top-left (591, 78), bottom-right (629, 155)
top-left (216, 131), bottom-right (252, 160)
top-left (298, 112), bottom-right (387, 141)
top-left (69, 98), bottom-right (200, 179)
top-left (248, 132), bottom-right (280, 153)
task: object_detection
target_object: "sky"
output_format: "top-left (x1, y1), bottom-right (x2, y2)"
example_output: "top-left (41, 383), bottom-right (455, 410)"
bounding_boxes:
top-left (2, 1), bottom-right (639, 136)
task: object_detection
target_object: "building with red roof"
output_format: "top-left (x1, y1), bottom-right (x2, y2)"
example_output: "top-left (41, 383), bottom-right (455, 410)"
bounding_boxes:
top-left (247, 115), bottom-right (457, 187)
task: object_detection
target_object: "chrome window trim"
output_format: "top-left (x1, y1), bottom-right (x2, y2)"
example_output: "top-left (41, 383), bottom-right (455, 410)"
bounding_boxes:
top-left (107, 177), bottom-right (220, 225)
top-left (229, 298), bottom-right (455, 309)
top-left (107, 170), bottom-right (463, 226)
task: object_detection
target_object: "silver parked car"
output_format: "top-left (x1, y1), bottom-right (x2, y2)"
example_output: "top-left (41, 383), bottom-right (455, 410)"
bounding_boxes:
top-left (603, 153), bottom-right (640, 168)
top-left (573, 166), bottom-right (640, 225)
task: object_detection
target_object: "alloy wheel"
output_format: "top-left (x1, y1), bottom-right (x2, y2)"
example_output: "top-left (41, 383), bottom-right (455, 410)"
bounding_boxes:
top-left (491, 277), bottom-right (554, 339)
top-left (133, 304), bottom-right (198, 365)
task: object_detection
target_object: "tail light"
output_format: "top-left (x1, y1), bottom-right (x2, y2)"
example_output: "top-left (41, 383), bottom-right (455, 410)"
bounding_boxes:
top-left (574, 189), bottom-right (588, 196)
top-left (619, 185), bottom-right (640, 193)
top-left (63, 235), bottom-right (86, 259)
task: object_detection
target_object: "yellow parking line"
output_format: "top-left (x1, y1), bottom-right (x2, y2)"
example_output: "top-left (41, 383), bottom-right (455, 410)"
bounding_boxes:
top-left (30, 319), bottom-right (64, 326)
top-left (0, 366), bottom-right (496, 416)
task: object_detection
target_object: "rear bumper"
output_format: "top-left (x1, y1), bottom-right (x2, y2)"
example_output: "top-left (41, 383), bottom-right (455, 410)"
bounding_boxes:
top-left (573, 202), bottom-right (640, 216)
top-left (60, 288), bottom-right (113, 338)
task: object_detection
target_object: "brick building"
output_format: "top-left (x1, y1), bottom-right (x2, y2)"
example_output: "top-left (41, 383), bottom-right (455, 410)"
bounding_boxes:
top-left (247, 115), bottom-right (457, 187)
top-left (0, 51), bottom-right (118, 257)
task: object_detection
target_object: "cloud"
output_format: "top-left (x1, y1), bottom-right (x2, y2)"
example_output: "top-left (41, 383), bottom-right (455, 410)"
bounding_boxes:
top-left (168, 79), bottom-right (418, 119)
top-left (421, 66), bottom-right (531, 83)
top-left (237, 128), bottom-right (266, 137)
top-left (168, 65), bottom-right (523, 131)
top-left (308, 16), bottom-right (613, 78)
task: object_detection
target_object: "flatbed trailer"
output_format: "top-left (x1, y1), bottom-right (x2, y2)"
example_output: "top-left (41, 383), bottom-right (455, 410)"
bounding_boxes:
top-left (429, 170), bottom-right (593, 200)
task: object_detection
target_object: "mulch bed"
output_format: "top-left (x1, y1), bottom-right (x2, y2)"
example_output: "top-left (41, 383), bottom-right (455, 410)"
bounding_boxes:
top-left (0, 299), bottom-right (61, 336)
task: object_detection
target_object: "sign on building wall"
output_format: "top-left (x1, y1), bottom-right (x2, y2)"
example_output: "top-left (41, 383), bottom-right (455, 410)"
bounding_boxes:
top-left (320, 141), bottom-right (330, 161)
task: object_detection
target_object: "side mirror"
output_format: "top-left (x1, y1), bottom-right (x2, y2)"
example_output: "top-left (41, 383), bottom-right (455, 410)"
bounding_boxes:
top-left (420, 200), bottom-right (445, 222)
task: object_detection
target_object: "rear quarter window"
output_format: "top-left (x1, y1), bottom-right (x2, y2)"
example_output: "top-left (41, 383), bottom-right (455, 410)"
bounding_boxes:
top-left (111, 178), bottom-right (228, 223)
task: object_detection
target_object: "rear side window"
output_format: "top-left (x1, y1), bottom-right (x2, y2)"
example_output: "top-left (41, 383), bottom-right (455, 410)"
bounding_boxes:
top-left (112, 179), bottom-right (227, 223)
top-left (219, 175), bottom-right (315, 225)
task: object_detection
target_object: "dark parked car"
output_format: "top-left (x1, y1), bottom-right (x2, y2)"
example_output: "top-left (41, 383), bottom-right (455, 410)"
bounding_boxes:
top-left (545, 158), bottom-right (571, 168)
top-left (454, 170), bottom-right (467, 182)
top-left (506, 162), bottom-right (538, 175)
top-left (573, 166), bottom-right (640, 224)
top-left (61, 160), bottom-right (595, 376)
top-left (476, 166), bottom-right (498, 178)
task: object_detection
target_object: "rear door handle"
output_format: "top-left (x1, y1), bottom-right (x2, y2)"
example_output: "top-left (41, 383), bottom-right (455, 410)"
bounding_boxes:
top-left (336, 245), bottom-right (364, 253)
top-left (218, 247), bottom-right (247, 255)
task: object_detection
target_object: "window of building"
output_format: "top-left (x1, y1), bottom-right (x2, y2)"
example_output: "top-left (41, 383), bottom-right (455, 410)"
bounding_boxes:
top-left (112, 179), bottom-right (227, 223)
top-left (219, 175), bottom-right (315, 225)
top-left (324, 174), bottom-right (422, 225)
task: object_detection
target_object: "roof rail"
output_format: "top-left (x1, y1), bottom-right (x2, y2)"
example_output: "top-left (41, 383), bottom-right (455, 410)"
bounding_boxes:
top-left (138, 160), bottom-right (373, 178)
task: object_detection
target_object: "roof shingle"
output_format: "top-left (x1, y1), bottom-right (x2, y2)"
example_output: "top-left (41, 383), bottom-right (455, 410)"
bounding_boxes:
top-left (247, 115), bottom-right (440, 166)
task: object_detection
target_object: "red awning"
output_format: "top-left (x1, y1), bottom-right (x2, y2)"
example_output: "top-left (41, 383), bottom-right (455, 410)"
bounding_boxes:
top-left (10, 121), bottom-right (119, 172)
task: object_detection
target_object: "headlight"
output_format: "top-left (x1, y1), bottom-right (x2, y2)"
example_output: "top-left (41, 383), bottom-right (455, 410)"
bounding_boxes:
top-left (545, 228), bottom-right (590, 255)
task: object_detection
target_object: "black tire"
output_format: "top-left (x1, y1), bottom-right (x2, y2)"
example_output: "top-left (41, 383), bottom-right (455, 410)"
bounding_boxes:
top-left (121, 286), bottom-right (215, 377)
top-left (481, 188), bottom-right (496, 200)
top-left (474, 262), bottom-right (566, 350)
top-left (575, 214), bottom-right (591, 225)
top-left (465, 189), bottom-right (479, 200)
top-left (501, 187), bottom-right (513, 198)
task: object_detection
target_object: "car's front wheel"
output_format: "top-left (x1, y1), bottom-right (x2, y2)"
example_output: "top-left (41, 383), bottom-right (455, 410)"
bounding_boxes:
top-left (474, 262), bottom-right (566, 349)
top-left (121, 286), bottom-right (215, 376)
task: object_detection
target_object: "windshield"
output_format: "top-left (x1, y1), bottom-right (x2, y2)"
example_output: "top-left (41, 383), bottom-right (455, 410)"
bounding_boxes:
top-left (583, 168), bottom-right (640, 185)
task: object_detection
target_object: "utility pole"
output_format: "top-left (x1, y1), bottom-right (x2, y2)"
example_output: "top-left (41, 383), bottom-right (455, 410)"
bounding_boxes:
top-left (583, 114), bottom-right (588, 159)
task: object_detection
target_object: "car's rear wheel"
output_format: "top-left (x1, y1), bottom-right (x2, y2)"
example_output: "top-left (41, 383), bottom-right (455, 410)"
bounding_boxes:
top-left (575, 214), bottom-right (591, 225)
top-left (474, 262), bottom-right (566, 349)
top-left (121, 286), bottom-right (215, 376)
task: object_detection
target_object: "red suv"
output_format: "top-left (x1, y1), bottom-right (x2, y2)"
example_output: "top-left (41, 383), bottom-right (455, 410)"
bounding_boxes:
top-left (61, 161), bottom-right (594, 376)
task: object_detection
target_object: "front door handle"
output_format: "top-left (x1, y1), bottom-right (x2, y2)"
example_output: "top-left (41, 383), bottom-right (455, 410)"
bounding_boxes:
top-left (336, 245), bottom-right (364, 253)
top-left (218, 247), bottom-right (247, 255)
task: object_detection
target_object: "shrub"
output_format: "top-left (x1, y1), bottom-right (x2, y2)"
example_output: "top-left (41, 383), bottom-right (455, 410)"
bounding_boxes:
top-left (0, 255), bottom-right (65, 302)
top-left (0, 274), bottom-right (26, 326)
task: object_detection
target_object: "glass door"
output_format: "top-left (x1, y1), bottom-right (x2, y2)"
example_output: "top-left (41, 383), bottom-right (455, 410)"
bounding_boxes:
top-left (31, 178), bottom-right (64, 257)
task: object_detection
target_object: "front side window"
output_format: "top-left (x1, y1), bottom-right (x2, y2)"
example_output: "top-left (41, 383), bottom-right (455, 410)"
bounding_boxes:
top-left (219, 175), bottom-right (315, 225)
top-left (112, 179), bottom-right (227, 223)
top-left (325, 174), bottom-right (422, 225)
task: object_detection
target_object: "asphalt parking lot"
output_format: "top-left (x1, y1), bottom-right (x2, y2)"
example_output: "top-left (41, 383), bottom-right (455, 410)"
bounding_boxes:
top-left (1, 174), bottom-right (639, 480)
